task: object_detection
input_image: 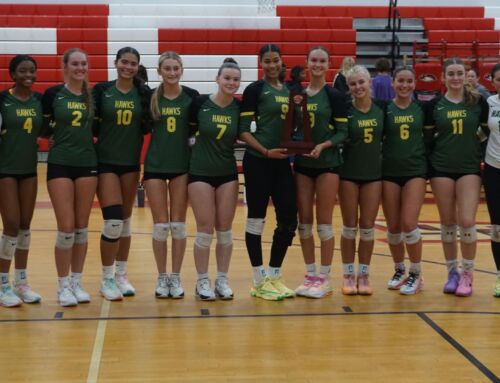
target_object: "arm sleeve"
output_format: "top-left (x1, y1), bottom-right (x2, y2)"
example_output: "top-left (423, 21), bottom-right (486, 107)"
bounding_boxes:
top-left (183, 86), bottom-right (201, 135)
top-left (422, 98), bottom-right (437, 155)
top-left (326, 87), bottom-right (348, 147)
top-left (40, 86), bottom-right (58, 138)
top-left (239, 81), bottom-right (262, 134)
top-left (91, 83), bottom-right (105, 137)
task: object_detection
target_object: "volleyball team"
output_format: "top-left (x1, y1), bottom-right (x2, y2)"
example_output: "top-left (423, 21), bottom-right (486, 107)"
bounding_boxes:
top-left (0, 43), bottom-right (499, 308)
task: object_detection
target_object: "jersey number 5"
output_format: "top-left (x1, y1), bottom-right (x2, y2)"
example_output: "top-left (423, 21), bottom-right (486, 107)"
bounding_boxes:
top-left (364, 127), bottom-right (373, 143)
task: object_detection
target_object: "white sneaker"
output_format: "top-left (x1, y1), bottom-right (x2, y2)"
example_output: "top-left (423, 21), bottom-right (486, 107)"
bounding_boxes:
top-left (387, 269), bottom-right (407, 290)
top-left (58, 286), bottom-right (78, 307)
top-left (115, 273), bottom-right (135, 297)
top-left (295, 275), bottom-right (316, 297)
top-left (155, 275), bottom-right (169, 299)
top-left (100, 278), bottom-right (123, 301)
top-left (168, 274), bottom-right (184, 299)
top-left (195, 278), bottom-right (216, 301)
top-left (307, 276), bottom-right (333, 299)
top-left (0, 284), bottom-right (23, 307)
top-left (400, 273), bottom-right (423, 295)
top-left (71, 279), bottom-right (91, 303)
top-left (215, 277), bottom-right (234, 300)
top-left (14, 283), bottom-right (42, 303)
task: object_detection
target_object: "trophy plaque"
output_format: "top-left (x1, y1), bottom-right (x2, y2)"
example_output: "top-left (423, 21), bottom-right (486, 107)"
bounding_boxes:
top-left (280, 91), bottom-right (314, 155)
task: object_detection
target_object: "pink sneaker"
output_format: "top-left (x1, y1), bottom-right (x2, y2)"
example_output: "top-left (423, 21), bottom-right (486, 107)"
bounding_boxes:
top-left (357, 274), bottom-right (373, 296)
top-left (342, 274), bottom-right (357, 295)
top-left (295, 275), bottom-right (316, 297)
top-left (455, 271), bottom-right (473, 297)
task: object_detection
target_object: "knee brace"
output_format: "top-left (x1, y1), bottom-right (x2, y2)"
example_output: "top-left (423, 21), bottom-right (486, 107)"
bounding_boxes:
top-left (16, 229), bottom-right (31, 250)
top-left (56, 231), bottom-right (75, 250)
top-left (403, 228), bottom-right (421, 245)
top-left (273, 220), bottom-right (297, 247)
top-left (101, 205), bottom-right (124, 242)
top-left (459, 225), bottom-right (477, 244)
top-left (341, 226), bottom-right (357, 240)
top-left (246, 218), bottom-right (265, 236)
top-left (359, 228), bottom-right (374, 241)
top-left (194, 232), bottom-right (213, 249)
top-left (317, 224), bottom-right (334, 241)
top-left (102, 220), bottom-right (123, 242)
top-left (441, 224), bottom-right (457, 243)
top-left (75, 227), bottom-right (88, 244)
top-left (121, 217), bottom-right (131, 237)
top-left (297, 223), bottom-right (313, 239)
top-left (491, 225), bottom-right (500, 243)
top-left (0, 234), bottom-right (17, 261)
top-left (387, 232), bottom-right (403, 245)
top-left (153, 223), bottom-right (170, 242)
top-left (216, 230), bottom-right (233, 246)
top-left (170, 222), bottom-right (187, 240)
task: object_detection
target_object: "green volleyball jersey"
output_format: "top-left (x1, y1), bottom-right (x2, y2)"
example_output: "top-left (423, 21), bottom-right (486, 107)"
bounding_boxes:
top-left (189, 95), bottom-right (241, 176)
top-left (340, 100), bottom-right (385, 180)
top-left (295, 86), bottom-right (348, 168)
top-left (42, 85), bottom-right (96, 167)
top-left (425, 96), bottom-right (489, 173)
top-left (144, 86), bottom-right (199, 173)
top-left (94, 82), bottom-right (144, 166)
top-left (0, 90), bottom-right (42, 174)
top-left (382, 101), bottom-right (427, 176)
top-left (239, 80), bottom-right (289, 157)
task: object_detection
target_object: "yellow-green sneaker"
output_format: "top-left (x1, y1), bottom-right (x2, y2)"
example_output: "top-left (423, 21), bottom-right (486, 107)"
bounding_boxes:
top-left (270, 276), bottom-right (296, 298)
top-left (250, 278), bottom-right (284, 301)
top-left (494, 276), bottom-right (500, 298)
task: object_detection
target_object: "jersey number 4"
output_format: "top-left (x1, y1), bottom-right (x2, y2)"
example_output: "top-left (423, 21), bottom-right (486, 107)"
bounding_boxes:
top-left (23, 118), bottom-right (33, 134)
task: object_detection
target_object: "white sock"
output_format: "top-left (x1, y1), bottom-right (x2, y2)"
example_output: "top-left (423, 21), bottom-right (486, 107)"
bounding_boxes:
top-left (197, 272), bottom-right (209, 281)
top-left (0, 272), bottom-right (9, 286)
top-left (71, 272), bottom-right (82, 282)
top-left (268, 266), bottom-right (281, 278)
top-left (58, 276), bottom-right (70, 289)
top-left (446, 259), bottom-right (459, 272)
top-left (409, 262), bottom-right (421, 275)
top-left (319, 265), bottom-right (331, 277)
top-left (115, 261), bottom-right (127, 275)
top-left (253, 266), bottom-right (267, 284)
top-left (216, 271), bottom-right (228, 279)
top-left (343, 263), bottom-right (355, 275)
top-left (102, 265), bottom-right (114, 279)
top-left (15, 269), bottom-right (28, 285)
top-left (462, 259), bottom-right (475, 272)
top-left (395, 262), bottom-right (406, 272)
top-left (305, 263), bottom-right (316, 276)
top-left (359, 264), bottom-right (370, 275)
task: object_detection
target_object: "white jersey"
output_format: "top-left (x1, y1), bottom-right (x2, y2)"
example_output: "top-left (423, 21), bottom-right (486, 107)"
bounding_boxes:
top-left (486, 95), bottom-right (500, 169)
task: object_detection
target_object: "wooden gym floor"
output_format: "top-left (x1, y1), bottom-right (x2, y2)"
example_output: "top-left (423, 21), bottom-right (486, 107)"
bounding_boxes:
top-left (1, 163), bottom-right (499, 382)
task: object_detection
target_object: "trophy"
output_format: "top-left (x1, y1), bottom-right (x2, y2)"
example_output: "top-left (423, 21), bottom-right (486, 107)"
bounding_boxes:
top-left (280, 90), bottom-right (314, 155)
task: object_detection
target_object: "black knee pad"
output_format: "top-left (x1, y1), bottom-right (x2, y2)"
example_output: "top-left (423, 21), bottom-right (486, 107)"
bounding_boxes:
top-left (101, 204), bottom-right (123, 220)
top-left (273, 220), bottom-right (298, 247)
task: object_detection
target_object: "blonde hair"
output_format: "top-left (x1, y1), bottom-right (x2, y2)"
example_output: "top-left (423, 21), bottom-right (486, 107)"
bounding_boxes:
top-left (443, 57), bottom-right (480, 106)
top-left (340, 56), bottom-right (355, 75)
top-left (63, 48), bottom-right (93, 112)
top-left (150, 51), bottom-right (183, 120)
top-left (346, 65), bottom-right (371, 82)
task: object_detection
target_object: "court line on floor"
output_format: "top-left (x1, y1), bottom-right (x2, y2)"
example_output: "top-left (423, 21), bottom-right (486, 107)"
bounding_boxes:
top-left (86, 300), bottom-right (110, 383)
top-left (418, 313), bottom-right (499, 382)
top-left (1, 309), bottom-right (499, 324)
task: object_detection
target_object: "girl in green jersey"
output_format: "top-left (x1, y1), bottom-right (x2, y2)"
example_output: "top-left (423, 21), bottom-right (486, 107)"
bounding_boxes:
top-left (339, 65), bottom-right (384, 296)
top-left (144, 52), bottom-right (199, 299)
top-left (382, 67), bottom-right (427, 295)
top-left (188, 58), bottom-right (241, 301)
top-left (93, 47), bottom-right (151, 301)
top-left (0, 55), bottom-right (42, 307)
top-left (426, 58), bottom-right (489, 297)
top-left (42, 48), bottom-right (98, 307)
top-left (294, 46), bottom-right (348, 299)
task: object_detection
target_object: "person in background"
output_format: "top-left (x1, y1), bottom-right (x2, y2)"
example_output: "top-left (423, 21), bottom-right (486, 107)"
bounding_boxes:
top-left (333, 56), bottom-right (355, 98)
top-left (372, 57), bottom-right (395, 101)
top-left (467, 67), bottom-right (491, 100)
